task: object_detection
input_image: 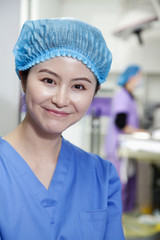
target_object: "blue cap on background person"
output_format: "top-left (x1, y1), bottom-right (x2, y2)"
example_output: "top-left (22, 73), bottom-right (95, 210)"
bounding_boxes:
top-left (118, 65), bottom-right (141, 86)
top-left (13, 18), bottom-right (112, 84)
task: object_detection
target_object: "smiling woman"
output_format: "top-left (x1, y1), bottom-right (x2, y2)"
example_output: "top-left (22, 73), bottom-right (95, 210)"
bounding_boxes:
top-left (20, 57), bottom-right (97, 135)
top-left (0, 18), bottom-right (125, 240)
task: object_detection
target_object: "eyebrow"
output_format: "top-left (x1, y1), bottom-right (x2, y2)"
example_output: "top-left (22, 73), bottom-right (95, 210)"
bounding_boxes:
top-left (72, 77), bottom-right (92, 84)
top-left (38, 69), bottom-right (92, 84)
top-left (38, 69), bottom-right (60, 78)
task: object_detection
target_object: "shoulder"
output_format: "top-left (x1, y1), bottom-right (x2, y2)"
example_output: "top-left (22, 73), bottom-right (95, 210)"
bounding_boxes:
top-left (63, 137), bottom-right (107, 164)
top-left (114, 88), bottom-right (129, 101)
top-left (112, 88), bottom-right (131, 113)
top-left (63, 137), bottom-right (119, 182)
top-left (0, 138), bottom-right (8, 163)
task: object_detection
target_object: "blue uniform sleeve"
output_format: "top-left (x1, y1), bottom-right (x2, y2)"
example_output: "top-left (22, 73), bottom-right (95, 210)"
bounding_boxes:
top-left (105, 164), bottom-right (126, 239)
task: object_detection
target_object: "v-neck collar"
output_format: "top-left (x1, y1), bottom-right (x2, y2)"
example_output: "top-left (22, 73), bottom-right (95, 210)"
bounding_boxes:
top-left (0, 137), bottom-right (71, 224)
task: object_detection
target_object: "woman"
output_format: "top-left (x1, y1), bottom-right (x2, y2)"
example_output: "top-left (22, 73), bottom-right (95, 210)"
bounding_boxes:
top-left (105, 65), bottom-right (143, 213)
top-left (0, 18), bottom-right (125, 239)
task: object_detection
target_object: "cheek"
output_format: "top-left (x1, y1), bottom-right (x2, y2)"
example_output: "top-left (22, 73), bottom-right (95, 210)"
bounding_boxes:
top-left (25, 84), bottom-right (51, 106)
top-left (73, 92), bottom-right (94, 113)
top-left (25, 87), bottom-right (38, 106)
top-left (132, 81), bottom-right (138, 89)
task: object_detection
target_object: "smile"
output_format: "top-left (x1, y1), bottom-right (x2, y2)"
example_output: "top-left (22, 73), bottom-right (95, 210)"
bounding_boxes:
top-left (44, 108), bottom-right (70, 117)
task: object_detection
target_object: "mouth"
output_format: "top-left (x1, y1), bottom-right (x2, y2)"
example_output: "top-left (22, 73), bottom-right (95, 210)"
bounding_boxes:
top-left (44, 108), bottom-right (70, 117)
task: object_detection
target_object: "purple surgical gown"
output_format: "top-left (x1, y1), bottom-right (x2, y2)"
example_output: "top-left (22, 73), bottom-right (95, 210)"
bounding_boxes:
top-left (105, 87), bottom-right (139, 212)
top-left (0, 136), bottom-right (125, 239)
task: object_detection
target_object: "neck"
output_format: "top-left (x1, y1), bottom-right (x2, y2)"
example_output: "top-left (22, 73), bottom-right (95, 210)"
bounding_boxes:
top-left (4, 115), bottom-right (62, 165)
top-left (3, 115), bottom-right (63, 190)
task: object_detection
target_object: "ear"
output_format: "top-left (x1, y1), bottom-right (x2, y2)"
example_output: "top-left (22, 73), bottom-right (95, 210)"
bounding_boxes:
top-left (95, 85), bottom-right (101, 95)
top-left (97, 85), bottom-right (101, 92)
top-left (19, 71), bottom-right (27, 93)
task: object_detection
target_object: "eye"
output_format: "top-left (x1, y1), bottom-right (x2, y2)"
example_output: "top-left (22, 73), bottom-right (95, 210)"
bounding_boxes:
top-left (43, 78), bottom-right (55, 85)
top-left (73, 84), bottom-right (85, 90)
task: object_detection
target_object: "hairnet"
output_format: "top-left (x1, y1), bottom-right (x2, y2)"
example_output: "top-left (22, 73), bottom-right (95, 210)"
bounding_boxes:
top-left (117, 65), bottom-right (141, 86)
top-left (13, 18), bottom-right (112, 84)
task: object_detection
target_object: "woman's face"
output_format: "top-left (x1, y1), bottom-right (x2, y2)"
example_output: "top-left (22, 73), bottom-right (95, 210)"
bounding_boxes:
top-left (21, 57), bottom-right (97, 135)
top-left (125, 72), bottom-right (142, 93)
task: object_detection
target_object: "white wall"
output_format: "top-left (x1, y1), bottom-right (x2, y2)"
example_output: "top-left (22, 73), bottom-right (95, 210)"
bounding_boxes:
top-left (30, 0), bottom-right (60, 19)
top-left (0, 0), bottom-right (21, 136)
top-left (59, 0), bottom-right (160, 73)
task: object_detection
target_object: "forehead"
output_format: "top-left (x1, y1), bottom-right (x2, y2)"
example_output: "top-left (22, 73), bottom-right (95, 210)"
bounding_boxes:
top-left (30, 57), bottom-right (97, 80)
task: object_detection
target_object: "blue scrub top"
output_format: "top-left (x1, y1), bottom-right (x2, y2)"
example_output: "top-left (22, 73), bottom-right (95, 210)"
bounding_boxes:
top-left (0, 137), bottom-right (125, 240)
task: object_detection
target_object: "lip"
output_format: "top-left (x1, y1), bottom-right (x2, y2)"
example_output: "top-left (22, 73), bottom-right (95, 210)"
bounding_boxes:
top-left (44, 108), bottom-right (70, 117)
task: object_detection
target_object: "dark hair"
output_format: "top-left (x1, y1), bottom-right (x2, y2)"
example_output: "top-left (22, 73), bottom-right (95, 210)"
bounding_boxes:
top-left (95, 80), bottom-right (100, 94)
top-left (20, 69), bottom-right (30, 80)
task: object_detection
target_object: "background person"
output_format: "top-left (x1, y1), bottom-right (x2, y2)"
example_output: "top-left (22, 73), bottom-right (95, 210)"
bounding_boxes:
top-left (105, 65), bottom-right (145, 213)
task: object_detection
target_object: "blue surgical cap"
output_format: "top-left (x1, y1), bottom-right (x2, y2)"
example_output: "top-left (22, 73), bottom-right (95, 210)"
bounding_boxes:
top-left (13, 18), bottom-right (112, 84)
top-left (118, 65), bottom-right (141, 86)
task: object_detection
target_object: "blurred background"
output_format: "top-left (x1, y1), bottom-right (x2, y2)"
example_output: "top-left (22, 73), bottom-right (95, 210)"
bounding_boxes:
top-left (0, 0), bottom-right (160, 239)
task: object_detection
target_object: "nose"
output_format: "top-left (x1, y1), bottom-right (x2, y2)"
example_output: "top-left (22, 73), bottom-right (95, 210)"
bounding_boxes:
top-left (51, 86), bottom-right (69, 108)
